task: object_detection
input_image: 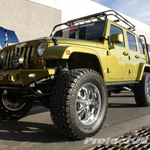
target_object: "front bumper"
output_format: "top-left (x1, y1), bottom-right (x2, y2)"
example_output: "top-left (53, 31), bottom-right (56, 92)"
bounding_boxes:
top-left (0, 69), bottom-right (55, 85)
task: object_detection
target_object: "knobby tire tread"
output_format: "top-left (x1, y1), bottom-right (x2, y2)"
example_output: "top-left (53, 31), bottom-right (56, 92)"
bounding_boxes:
top-left (49, 69), bottom-right (108, 139)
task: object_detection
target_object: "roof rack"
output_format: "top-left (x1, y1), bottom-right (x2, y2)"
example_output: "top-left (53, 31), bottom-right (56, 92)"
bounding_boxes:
top-left (50, 10), bottom-right (135, 37)
top-left (67, 10), bottom-right (135, 31)
top-left (105, 10), bottom-right (135, 31)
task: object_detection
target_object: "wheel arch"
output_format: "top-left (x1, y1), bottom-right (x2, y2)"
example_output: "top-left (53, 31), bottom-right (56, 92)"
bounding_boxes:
top-left (43, 45), bottom-right (105, 78)
top-left (136, 63), bottom-right (150, 81)
top-left (68, 52), bottom-right (104, 78)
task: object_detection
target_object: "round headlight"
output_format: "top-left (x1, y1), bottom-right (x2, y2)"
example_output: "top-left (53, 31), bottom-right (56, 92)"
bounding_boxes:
top-left (10, 54), bottom-right (24, 69)
top-left (37, 42), bottom-right (46, 56)
top-left (1, 51), bottom-right (5, 60)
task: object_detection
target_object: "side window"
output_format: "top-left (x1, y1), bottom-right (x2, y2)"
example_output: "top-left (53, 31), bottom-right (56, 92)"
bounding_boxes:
top-left (110, 24), bottom-right (124, 47)
top-left (0, 28), bottom-right (6, 48)
top-left (137, 37), bottom-right (145, 54)
top-left (127, 32), bottom-right (137, 51)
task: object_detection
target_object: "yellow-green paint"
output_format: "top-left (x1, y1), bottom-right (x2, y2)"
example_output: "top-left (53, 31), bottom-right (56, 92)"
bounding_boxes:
top-left (111, 33), bottom-right (124, 44)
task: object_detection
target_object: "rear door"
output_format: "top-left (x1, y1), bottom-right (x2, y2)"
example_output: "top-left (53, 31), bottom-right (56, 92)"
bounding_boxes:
top-left (127, 32), bottom-right (146, 80)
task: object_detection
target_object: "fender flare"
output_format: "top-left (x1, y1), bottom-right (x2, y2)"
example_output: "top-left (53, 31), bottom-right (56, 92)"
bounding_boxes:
top-left (42, 45), bottom-right (105, 77)
top-left (136, 63), bottom-right (150, 80)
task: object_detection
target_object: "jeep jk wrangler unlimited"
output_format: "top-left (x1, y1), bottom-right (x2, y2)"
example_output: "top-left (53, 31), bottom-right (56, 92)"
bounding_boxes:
top-left (0, 10), bottom-right (149, 139)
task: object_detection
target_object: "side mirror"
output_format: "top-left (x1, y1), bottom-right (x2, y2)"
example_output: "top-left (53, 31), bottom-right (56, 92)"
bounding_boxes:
top-left (108, 33), bottom-right (123, 49)
top-left (111, 33), bottom-right (123, 44)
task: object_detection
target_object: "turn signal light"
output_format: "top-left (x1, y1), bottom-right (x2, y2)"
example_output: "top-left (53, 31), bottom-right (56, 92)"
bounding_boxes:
top-left (37, 58), bottom-right (42, 66)
top-left (66, 50), bottom-right (70, 55)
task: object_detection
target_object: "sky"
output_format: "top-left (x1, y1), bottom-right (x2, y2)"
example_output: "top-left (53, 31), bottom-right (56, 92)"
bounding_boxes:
top-left (92, 0), bottom-right (150, 26)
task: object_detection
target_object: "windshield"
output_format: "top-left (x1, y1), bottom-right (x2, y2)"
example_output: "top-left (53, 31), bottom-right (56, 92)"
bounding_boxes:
top-left (0, 28), bottom-right (6, 48)
top-left (6, 29), bottom-right (19, 44)
top-left (54, 21), bottom-right (104, 40)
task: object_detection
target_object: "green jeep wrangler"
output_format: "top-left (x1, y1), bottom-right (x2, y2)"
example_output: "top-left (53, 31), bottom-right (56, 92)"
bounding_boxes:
top-left (0, 10), bottom-right (149, 139)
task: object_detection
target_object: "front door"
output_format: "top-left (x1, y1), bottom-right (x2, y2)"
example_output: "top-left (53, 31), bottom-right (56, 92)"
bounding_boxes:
top-left (107, 24), bottom-right (129, 81)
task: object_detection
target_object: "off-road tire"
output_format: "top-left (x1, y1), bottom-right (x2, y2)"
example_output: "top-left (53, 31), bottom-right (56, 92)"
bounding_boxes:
top-left (49, 69), bottom-right (108, 139)
top-left (0, 90), bottom-right (33, 119)
top-left (134, 73), bottom-right (150, 106)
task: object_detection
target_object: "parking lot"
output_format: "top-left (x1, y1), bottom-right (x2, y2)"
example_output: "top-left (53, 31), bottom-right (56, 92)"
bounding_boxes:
top-left (1, 91), bottom-right (150, 150)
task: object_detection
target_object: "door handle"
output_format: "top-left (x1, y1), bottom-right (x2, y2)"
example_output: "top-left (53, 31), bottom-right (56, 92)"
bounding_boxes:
top-left (135, 55), bottom-right (139, 59)
top-left (123, 51), bottom-right (129, 56)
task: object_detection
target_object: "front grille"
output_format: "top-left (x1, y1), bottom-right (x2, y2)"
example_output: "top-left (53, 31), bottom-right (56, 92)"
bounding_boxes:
top-left (3, 46), bottom-right (33, 69)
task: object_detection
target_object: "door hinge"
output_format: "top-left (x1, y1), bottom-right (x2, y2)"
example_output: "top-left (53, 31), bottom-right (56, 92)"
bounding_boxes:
top-left (107, 51), bottom-right (111, 56)
top-left (128, 56), bottom-right (131, 60)
top-left (107, 68), bottom-right (111, 73)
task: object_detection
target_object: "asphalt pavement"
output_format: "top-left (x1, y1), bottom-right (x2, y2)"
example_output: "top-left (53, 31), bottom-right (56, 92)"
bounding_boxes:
top-left (0, 91), bottom-right (150, 150)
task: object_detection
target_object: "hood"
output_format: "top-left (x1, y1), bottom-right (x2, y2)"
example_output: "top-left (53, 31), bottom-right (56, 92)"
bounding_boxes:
top-left (45, 37), bottom-right (105, 49)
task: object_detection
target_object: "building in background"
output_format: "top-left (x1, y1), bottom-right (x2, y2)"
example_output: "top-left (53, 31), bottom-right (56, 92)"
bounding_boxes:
top-left (0, 0), bottom-right (61, 42)
top-left (0, 0), bottom-right (150, 44)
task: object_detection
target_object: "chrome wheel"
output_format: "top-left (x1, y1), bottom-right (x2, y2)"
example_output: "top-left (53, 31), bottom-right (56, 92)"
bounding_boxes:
top-left (146, 81), bottom-right (150, 102)
top-left (76, 83), bottom-right (101, 125)
top-left (2, 90), bottom-right (25, 111)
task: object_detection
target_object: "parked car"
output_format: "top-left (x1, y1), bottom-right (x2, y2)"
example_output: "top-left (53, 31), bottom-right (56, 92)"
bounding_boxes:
top-left (0, 27), bottom-right (19, 50)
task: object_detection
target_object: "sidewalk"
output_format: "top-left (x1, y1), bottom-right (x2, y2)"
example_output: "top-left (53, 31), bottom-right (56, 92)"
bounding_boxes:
top-left (31, 113), bottom-right (150, 150)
